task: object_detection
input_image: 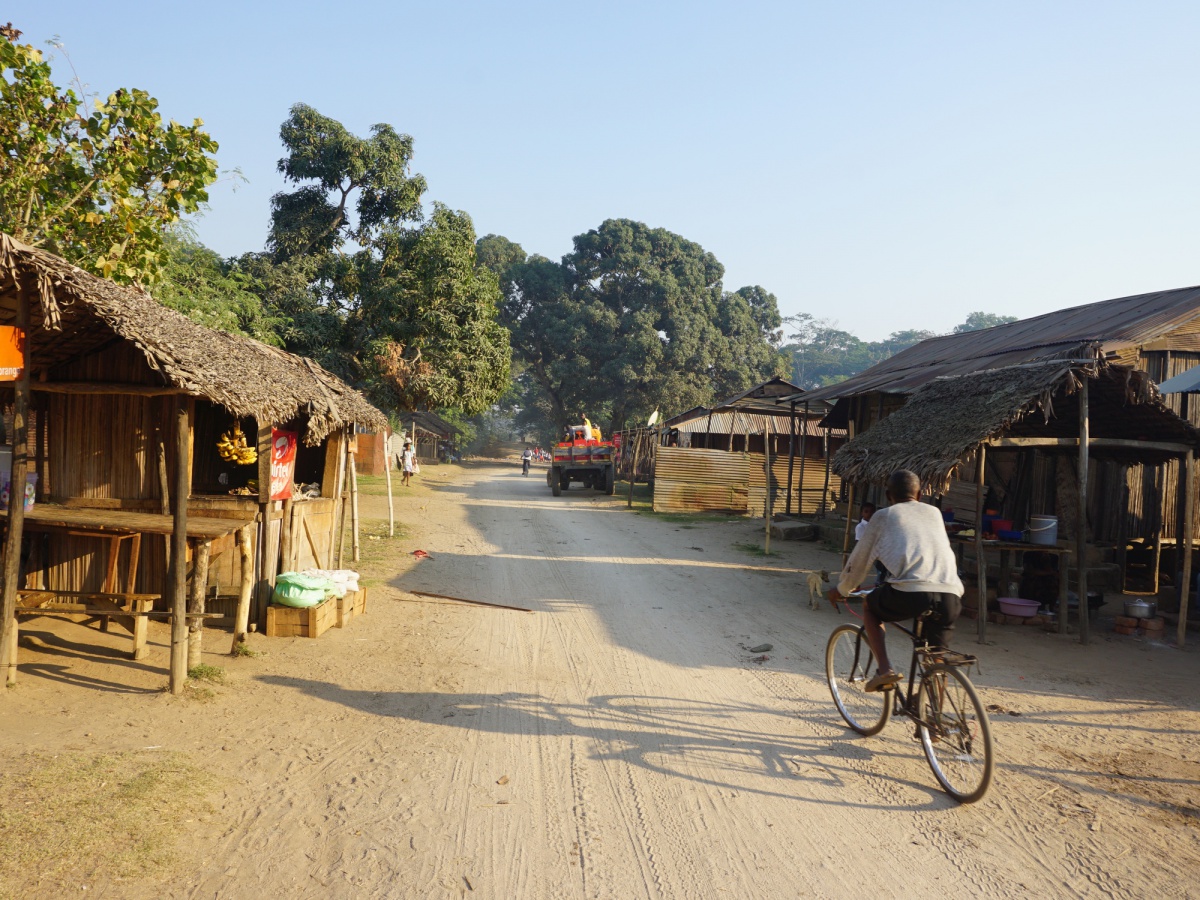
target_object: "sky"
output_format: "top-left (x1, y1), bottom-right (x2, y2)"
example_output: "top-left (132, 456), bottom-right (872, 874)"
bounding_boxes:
top-left (12, 2), bottom-right (1200, 340)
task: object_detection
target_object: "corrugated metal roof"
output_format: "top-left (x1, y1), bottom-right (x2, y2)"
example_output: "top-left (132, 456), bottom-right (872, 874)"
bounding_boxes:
top-left (792, 284), bottom-right (1200, 403)
top-left (671, 410), bottom-right (832, 437)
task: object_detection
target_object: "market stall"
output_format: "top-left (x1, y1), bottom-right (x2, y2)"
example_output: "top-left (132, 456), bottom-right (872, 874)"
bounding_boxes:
top-left (0, 234), bottom-right (386, 691)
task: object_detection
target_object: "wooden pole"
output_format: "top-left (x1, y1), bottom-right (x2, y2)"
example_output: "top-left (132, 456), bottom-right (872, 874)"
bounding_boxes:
top-left (1077, 376), bottom-right (1090, 645)
top-left (231, 524), bottom-right (254, 653)
top-left (255, 424), bottom-right (277, 627)
top-left (798, 401), bottom-right (809, 516)
top-left (0, 288), bottom-right (32, 686)
top-left (975, 443), bottom-right (988, 644)
top-left (786, 401), bottom-right (796, 516)
top-left (279, 496), bottom-right (295, 574)
top-left (764, 418), bottom-right (773, 554)
top-left (349, 448), bottom-right (361, 563)
top-left (156, 425), bottom-right (171, 565)
top-left (821, 426), bottom-right (832, 516)
top-left (1179, 449), bottom-right (1195, 648)
top-left (839, 401), bottom-right (857, 564)
top-left (337, 430), bottom-right (351, 568)
top-left (385, 429), bottom-right (395, 537)
top-left (168, 397), bottom-right (190, 694)
top-left (627, 428), bottom-right (642, 508)
top-left (186, 538), bottom-right (210, 669)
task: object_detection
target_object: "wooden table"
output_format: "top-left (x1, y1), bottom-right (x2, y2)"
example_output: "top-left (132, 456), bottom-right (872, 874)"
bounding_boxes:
top-left (5, 504), bottom-right (253, 678)
top-left (951, 537), bottom-right (1073, 639)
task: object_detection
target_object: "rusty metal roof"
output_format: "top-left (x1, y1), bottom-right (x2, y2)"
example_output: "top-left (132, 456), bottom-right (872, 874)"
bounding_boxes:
top-left (671, 410), bottom-right (834, 437)
top-left (793, 284), bottom-right (1200, 403)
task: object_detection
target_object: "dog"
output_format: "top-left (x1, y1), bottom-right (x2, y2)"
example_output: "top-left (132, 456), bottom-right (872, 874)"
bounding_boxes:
top-left (807, 570), bottom-right (830, 610)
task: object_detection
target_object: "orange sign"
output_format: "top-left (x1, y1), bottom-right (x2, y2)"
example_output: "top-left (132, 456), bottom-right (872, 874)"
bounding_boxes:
top-left (0, 327), bottom-right (23, 381)
top-left (269, 429), bottom-right (298, 500)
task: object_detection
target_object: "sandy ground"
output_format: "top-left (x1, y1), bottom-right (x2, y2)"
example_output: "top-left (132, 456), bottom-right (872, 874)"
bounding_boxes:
top-left (3, 462), bottom-right (1200, 898)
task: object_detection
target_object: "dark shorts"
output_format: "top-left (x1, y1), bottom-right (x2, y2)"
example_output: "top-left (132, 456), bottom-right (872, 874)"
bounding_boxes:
top-left (866, 583), bottom-right (962, 648)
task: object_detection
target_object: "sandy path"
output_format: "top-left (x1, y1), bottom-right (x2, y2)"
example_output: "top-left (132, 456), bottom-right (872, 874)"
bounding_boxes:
top-left (3, 462), bottom-right (1199, 898)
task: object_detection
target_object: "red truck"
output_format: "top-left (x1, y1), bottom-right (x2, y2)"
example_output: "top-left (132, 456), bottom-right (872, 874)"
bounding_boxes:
top-left (548, 425), bottom-right (615, 496)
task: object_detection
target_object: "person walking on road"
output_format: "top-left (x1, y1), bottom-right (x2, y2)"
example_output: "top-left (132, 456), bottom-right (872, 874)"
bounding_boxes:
top-left (827, 469), bottom-right (963, 692)
top-left (522, 447), bottom-right (533, 476)
top-left (401, 440), bottom-right (416, 487)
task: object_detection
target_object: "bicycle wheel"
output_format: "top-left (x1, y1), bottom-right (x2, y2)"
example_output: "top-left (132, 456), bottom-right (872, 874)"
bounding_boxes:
top-left (916, 663), bottom-right (994, 803)
top-left (825, 624), bottom-right (891, 736)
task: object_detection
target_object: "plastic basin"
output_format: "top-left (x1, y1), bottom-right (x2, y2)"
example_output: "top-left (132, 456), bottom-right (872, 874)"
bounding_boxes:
top-left (998, 597), bottom-right (1039, 616)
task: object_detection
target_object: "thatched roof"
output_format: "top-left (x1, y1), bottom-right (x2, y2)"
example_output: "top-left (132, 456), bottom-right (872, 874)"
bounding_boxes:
top-left (832, 362), bottom-right (1196, 490)
top-left (0, 234), bottom-right (385, 445)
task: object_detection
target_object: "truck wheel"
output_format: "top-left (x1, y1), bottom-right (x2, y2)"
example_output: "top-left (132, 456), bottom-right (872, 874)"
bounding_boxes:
top-left (604, 467), bottom-right (615, 495)
top-left (551, 475), bottom-right (562, 496)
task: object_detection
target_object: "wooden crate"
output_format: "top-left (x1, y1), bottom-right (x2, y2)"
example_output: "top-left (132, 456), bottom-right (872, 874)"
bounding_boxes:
top-left (336, 588), bottom-right (367, 628)
top-left (265, 595), bottom-right (337, 638)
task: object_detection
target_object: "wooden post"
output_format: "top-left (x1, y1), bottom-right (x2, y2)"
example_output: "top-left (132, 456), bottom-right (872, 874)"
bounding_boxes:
top-left (0, 288), bottom-right (32, 686)
top-left (1077, 376), bottom-right (1090, 645)
top-left (1178, 449), bottom-right (1194, 648)
top-left (839, 402), bottom-right (857, 563)
top-left (627, 428), bottom-right (642, 509)
top-left (385, 429), bottom-right (395, 537)
top-left (231, 524), bottom-right (254, 653)
top-left (337, 429), bottom-right (351, 568)
top-left (786, 402), bottom-right (796, 516)
top-left (798, 402), bottom-right (809, 516)
top-left (975, 443), bottom-right (988, 644)
top-left (186, 539), bottom-right (210, 669)
top-left (349, 447), bottom-right (361, 563)
top-left (764, 419), bottom-right (773, 554)
top-left (255, 424), bottom-right (277, 626)
top-left (821, 426), bottom-right (832, 516)
top-left (169, 397), bottom-right (190, 694)
top-left (156, 426), bottom-right (171, 565)
top-left (279, 497), bottom-right (295, 574)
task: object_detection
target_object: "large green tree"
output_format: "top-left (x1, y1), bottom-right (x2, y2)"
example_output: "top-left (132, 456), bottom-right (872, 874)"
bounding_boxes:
top-left (481, 220), bottom-right (787, 437)
top-left (265, 104), bottom-right (510, 415)
top-left (154, 230), bottom-right (284, 345)
top-left (0, 24), bottom-right (218, 283)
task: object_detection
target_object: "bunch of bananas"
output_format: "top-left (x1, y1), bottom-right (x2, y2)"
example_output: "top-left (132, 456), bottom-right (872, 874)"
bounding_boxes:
top-left (217, 424), bottom-right (258, 466)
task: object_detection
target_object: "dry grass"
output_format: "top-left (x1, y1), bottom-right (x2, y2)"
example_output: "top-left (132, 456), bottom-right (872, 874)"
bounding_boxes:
top-left (0, 750), bottom-right (212, 898)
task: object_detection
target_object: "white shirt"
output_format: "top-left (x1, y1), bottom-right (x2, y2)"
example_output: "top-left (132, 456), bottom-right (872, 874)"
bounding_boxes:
top-left (854, 517), bottom-right (870, 542)
top-left (839, 501), bottom-right (964, 597)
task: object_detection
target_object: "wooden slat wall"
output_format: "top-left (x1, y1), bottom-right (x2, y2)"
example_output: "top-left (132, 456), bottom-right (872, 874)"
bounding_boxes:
top-left (654, 447), bottom-right (841, 515)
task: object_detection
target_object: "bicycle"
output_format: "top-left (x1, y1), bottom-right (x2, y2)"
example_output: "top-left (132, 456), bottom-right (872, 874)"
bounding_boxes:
top-left (824, 603), bottom-right (994, 803)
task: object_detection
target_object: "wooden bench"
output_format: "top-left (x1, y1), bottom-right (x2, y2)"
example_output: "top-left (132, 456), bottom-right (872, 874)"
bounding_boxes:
top-left (15, 590), bottom-right (161, 661)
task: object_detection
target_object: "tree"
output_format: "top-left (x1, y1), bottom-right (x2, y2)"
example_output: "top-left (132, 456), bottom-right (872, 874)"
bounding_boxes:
top-left (953, 311), bottom-right (1017, 333)
top-left (486, 219), bottom-right (787, 436)
top-left (264, 105), bottom-right (510, 415)
top-left (0, 24), bottom-right (218, 283)
top-left (155, 230), bottom-right (284, 345)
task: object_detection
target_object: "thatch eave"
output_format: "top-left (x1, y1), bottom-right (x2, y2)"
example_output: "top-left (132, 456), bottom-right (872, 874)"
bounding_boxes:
top-left (0, 233), bottom-right (386, 445)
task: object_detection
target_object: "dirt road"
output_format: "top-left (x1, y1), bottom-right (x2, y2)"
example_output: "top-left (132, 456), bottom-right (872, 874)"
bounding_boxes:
top-left (3, 462), bottom-right (1199, 898)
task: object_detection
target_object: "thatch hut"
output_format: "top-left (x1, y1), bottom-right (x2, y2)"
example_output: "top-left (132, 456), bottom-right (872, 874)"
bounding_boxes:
top-left (829, 357), bottom-right (1199, 646)
top-left (0, 234), bottom-right (385, 691)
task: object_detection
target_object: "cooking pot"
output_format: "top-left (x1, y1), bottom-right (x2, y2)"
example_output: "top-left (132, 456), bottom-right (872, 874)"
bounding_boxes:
top-left (1124, 599), bottom-right (1157, 619)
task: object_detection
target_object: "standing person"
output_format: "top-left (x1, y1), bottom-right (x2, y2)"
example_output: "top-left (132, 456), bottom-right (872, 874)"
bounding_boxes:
top-left (521, 446), bottom-right (532, 476)
top-left (827, 470), bottom-right (963, 692)
top-left (401, 439), bottom-right (416, 487)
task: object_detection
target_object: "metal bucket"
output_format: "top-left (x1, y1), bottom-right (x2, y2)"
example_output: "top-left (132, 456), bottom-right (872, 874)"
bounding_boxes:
top-left (1028, 515), bottom-right (1058, 546)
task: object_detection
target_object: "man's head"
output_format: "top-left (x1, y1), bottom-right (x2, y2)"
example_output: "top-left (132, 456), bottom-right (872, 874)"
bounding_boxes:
top-left (860, 501), bottom-right (877, 520)
top-left (885, 469), bottom-right (921, 503)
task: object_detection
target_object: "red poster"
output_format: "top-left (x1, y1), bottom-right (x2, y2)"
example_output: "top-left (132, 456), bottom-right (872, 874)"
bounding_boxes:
top-left (0, 327), bottom-right (23, 381)
top-left (269, 428), bottom-right (298, 500)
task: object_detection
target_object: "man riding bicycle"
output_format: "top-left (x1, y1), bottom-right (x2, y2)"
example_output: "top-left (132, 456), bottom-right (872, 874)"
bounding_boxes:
top-left (827, 469), bottom-right (963, 692)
